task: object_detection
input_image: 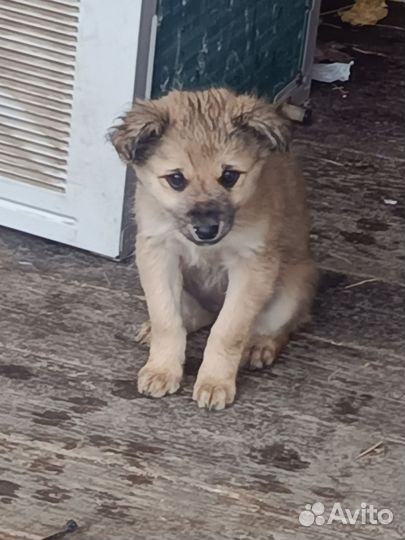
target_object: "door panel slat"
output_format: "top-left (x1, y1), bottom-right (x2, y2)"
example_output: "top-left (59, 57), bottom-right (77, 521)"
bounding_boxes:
top-left (0, 0), bottom-right (78, 190)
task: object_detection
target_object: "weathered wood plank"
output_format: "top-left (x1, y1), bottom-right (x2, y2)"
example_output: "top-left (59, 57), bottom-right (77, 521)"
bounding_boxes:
top-left (1, 343), bottom-right (404, 540)
top-left (1, 432), bottom-right (403, 540)
top-left (0, 266), bottom-right (403, 357)
top-left (0, 227), bottom-right (140, 293)
top-left (295, 141), bottom-right (405, 283)
top-left (310, 270), bottom-right (405, 354)
top-left (0, 265), bottom-right (404, 539)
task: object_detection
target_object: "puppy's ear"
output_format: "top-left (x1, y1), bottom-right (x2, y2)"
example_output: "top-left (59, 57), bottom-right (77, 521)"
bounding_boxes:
top-left (109, 99), bottom-right (169, 165)
top-left (231, 95), bottom-right (291, 152)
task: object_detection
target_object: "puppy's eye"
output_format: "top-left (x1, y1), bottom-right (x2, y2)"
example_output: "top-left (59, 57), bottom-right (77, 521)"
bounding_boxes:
top-left (165, 172), bottom-right (187, 191)
top-left (219, 169), bottom-right (240, 189)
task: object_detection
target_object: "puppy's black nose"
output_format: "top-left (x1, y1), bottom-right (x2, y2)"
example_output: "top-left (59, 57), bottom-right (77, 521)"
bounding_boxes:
top-left (188, 203), bottom-right (222, 242)
top-left (193, 223), bottom-right (220, 241)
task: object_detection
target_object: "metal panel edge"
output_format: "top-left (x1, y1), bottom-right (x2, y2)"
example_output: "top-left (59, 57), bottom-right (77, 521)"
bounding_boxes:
top-left (274, 0), bottom-right (321, 105)
top-left (119, 0), bottom-right (157, 260)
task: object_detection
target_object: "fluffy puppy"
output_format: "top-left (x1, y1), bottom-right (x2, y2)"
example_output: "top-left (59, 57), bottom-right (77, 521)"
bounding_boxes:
top-left (110, 88), bottom-right (318, 410)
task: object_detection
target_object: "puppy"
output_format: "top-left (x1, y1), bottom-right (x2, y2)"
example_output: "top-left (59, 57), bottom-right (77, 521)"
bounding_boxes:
top-left (110, 88), bottom-right (318, 410)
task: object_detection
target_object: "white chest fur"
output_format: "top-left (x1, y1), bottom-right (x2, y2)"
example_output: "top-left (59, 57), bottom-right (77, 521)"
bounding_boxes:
top-left (171, 223), bottom-right (267, 312)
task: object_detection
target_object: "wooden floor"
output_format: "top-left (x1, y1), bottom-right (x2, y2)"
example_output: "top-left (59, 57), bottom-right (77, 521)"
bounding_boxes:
top-left (0, 11), bottom-right (404, 540)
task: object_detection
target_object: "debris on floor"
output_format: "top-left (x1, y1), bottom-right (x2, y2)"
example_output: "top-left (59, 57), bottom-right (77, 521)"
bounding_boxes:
top-left (356, 440), bottom-right (385, 460)
top-left (39, 520), bottom-right (79, 540)
top-left (339, 0), bottom-right (388, 26)
top-left (312, 60), bottom-right (354, 83)
top-left (383, 197), bottom-right (398, 206)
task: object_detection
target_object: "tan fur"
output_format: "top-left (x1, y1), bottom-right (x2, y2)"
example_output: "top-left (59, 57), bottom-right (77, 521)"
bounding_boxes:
top-left (110, 88), bottom-right (318, 410)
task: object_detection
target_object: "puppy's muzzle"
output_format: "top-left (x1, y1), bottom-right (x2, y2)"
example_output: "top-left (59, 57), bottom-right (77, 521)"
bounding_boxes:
top-left (187, 204), bottom-right (226, 244)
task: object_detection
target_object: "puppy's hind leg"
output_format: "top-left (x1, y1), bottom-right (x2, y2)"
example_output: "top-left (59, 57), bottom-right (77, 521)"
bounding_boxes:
top-left (244, 332), bottom-right (289, 371)
top-left (180, 290), bottom-right (216, 334)
top-left (135, 290), bottom-right (215, 346)
top-left (243, 262), bottom-right (317, 370)
top-left (135, 320), bottom-right (152, 346)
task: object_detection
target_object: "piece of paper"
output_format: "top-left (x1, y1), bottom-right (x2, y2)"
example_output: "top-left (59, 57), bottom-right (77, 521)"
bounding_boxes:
top-left (312, 62), bottom-right (354, 83)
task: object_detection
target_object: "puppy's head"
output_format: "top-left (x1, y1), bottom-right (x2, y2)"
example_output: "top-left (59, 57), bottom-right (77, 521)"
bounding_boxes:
top-left (110, 88), bottom-right (290, 245)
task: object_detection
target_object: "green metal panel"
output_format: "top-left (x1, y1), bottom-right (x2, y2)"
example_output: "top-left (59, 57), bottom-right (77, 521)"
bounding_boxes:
top-left (152, 0), bottom-right (313, 100)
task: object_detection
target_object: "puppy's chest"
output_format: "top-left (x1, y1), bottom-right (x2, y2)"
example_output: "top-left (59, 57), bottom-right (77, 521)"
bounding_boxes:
top-left (180, 245), bottom-right (228, 313)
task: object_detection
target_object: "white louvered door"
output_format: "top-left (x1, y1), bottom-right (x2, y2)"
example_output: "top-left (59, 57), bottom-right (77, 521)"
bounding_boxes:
top-left (0, 0), bottom-right (144, 257)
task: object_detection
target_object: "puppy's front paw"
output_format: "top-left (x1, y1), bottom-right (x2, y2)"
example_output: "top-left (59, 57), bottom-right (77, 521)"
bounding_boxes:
top-left (192, 378), bottom-right (236, 410)
top-left (137, 365), bottom-right (181, 398)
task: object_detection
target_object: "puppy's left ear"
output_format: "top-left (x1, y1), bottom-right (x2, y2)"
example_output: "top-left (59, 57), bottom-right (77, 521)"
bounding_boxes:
top-left (109, 99), bottom-right (169, 165)
top-left (231, 96), bottom-right (291, 152)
